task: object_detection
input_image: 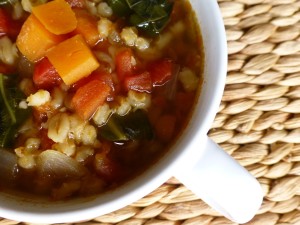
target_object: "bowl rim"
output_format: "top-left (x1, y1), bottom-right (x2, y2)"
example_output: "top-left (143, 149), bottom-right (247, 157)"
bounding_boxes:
top-left (0, 0), bottom-right (228, 223)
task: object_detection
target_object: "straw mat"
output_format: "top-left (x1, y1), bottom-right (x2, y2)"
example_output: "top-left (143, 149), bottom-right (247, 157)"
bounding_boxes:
top-left (2, 0), bottom-right (300, 224)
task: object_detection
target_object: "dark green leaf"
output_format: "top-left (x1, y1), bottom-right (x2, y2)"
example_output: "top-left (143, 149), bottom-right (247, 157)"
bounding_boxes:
top-left (122, 109), bottom-right (153, 140)
top-left (9, 87), bottom-right (32, 127)
top-left (126, 0), bottom-right (150, 14)
top-left (0, 74), bottom-right (31, 148)
top-left (99, 109), bottom-right (153, 141)
top-left (0, 103), bottom-right (17, 148)
top-left (99, 115), bottom-right (129, 141)
top-left (0, 105), bottom-right (14, 148)
top-left (107, 0), bottom-right (174, 36)
top-left (0, 75), bottom-right (16, 124)
top-left (0, 124), bottom-right (16, 148)
top-left (130, 14), bottom-right (169, 36)
top-left (107, 0), bottom-right (131, 17)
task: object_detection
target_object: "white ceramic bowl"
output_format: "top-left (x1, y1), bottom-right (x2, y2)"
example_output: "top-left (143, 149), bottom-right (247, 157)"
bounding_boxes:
top-left (0, 0), bottom-right (263, 223)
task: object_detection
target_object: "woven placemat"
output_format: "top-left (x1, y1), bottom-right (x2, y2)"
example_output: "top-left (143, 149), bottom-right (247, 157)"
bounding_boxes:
top-left (2, 0), bottom-right (300, 224)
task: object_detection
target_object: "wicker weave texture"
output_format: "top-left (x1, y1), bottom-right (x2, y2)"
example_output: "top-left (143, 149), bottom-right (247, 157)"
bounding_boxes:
top-left (2, 0), bottom-right (300, 224)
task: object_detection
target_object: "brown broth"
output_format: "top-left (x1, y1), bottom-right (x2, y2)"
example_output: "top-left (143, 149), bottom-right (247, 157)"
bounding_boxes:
top-left (0, 0), bottom-right (204, 200)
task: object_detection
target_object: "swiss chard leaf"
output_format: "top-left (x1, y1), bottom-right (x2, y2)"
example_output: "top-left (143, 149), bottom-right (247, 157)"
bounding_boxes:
top-left (100, 115), bottom-right (129, 141)
top-left (0, 74), bottom-right (31, 148)
top-left (107, 0), bottom-right (131, 17)
top-left (122, 109), bottom-right (153, 140)
top-left (99, 109), bottom-right (153, 141)
top-left (0, 75), bottom-right (16, 124)
top-left (0, 126), bottom-right (16, 149)
top-left (107, 0), bottom-right (174, 36)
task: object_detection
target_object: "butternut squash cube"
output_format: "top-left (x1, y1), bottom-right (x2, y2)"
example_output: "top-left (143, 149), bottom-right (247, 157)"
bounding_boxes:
top-left (32, 0), bottom-right (77, 35)
top-left (16, 15), bottom-right (64, 62)
top-left (46, 34), bottom-right (100, 85)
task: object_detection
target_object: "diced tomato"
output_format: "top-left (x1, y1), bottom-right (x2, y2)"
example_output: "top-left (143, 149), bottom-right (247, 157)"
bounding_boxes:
top-left (115, 48), bottom-right (135, 80)
top-left (95, 71), bottom-right (115, 92)
top-left (33, 57), bottom-right (62, 90)
top-left (148, 59), bottom-right (173, 86)
top-left (123, 71), bottom-right (152, 93)
top-left (0, 8), bottom-right (21, 39)
top-left (65, 0), bottom-right (85, 8)
top-left (71, 79), bottom-right (111, 120)
top-left (72, 69), bottom-right (114, 91)
top-left (72, 9), bottom-right (100, 46)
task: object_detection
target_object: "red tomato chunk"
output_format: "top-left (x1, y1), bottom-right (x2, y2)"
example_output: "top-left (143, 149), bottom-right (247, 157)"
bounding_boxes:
top-left (123, 71), bottom-right (152, 93)
top-left (33, 57), bottom-right (62, 90)
top-left (115, 48), bottom-right (135, 80)
top-left (71, 79), bottom-right (111, 120)
top-left (149, 59), bottom-right (173, 86)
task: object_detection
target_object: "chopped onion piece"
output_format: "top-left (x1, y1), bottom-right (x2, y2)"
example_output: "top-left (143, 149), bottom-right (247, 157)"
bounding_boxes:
top-left (37, 150), bottom-right (86, 179)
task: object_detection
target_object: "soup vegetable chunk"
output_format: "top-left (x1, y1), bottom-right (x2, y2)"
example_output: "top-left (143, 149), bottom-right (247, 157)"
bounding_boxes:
top-left (0, 0), bottom-right (203, 199)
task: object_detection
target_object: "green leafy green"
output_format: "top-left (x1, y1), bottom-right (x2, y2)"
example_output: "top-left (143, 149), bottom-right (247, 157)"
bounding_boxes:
top-left (99, 109), bottom-right (153, 141)
top-left (100, 115), bottom-right (128, 141)
top-left (107, 0), bottom-right (174, 36)
top-left (0, 74), bottom-right (31, 148)
top-left (107, 0), bottom-right (131, 17)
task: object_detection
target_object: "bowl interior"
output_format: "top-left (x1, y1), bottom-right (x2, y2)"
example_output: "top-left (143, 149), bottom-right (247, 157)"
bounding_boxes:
top-left (0, 0), bottom-right (227, 223)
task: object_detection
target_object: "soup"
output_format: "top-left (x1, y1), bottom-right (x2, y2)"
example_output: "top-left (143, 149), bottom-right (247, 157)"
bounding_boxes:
top-left (0, 0), bottom-right (204, 200)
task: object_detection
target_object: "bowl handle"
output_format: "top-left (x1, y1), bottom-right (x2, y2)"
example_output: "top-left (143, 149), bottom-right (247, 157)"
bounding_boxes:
top-left (174, 136), bottom-right (263, 224)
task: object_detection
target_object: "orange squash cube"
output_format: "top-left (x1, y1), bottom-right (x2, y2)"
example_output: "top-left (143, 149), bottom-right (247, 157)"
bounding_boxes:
top-left (46, 34), bottom-right (100, 85)
top-left (16, 15), bottom-right (64, 62)
top-left (32, 0), bottom-right (77, 35)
